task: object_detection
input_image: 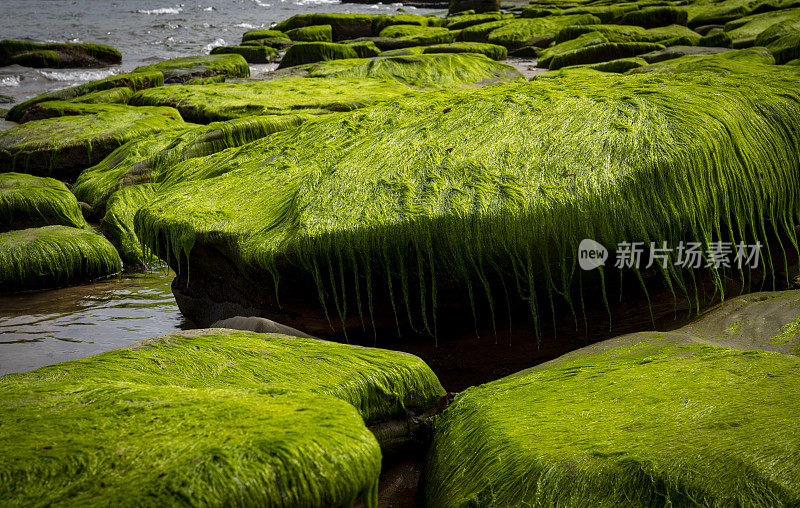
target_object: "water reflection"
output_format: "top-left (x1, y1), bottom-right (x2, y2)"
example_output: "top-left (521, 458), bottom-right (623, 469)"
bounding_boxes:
top-left (0, 268), bottom-right (191, 375)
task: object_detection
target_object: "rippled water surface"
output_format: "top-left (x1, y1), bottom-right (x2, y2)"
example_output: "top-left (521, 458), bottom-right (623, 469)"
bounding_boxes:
top-left (0, 270), bottom-right (189, 375)
top-left (0, 0), bottom-right (436, 106)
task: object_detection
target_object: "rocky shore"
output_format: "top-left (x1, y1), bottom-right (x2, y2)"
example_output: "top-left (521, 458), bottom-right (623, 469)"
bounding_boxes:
top-left (2, 0), bottom-right (800, 505)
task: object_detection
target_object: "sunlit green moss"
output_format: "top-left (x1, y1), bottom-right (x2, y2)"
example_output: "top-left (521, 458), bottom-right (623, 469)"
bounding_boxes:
top-left (134, 54), bottom-right (250, 83)
top-left (274, 13), bottom-right (379, 41)
top-left (444, 12), bottom-right (512, 30)
top-left (9, 49), bottom-right (61, 67)
top-left (210, 45), bottom-right (279, 63)
top-left (241, 29), bottom-right (287, 43)
top-left (68, 86), bottom-right (133, 105)
top-left (286, 24), bottom-right (333, 42)
top-left (723, 7), bottom-right (800, 46)
top-left (130, 78), bottom-right (412, 123)
top-left (459, 15), bottom-right (600, 48)
top-left (7, 71), bottom-right (163, 123)
top-left (538, 30), bottom-right (609, 68)
top-left (0, 225), bottom-right (121, 293)
top-left (423, 41), bottom-right (507, 60)
top-left (0, 103), bottom-right (185, 180)
top-left (767, 28), bottom-right (800, 62)
top-left (0, 39), bottom-right (120, 67)
top-left (278, 41), bottom-right (360, 68)
top-left (549, 41), bottom-right (665, 69)
top-left (132, 69), bottom-right (800, 338)
top-left (427, 342), bottom-right (800, 506)
top-left (629, 47), bottom-right (776, 73)
top-left (616, 6), bottom-right (689, 28)
top-left (0, 172), bottom-right (88, 230)
top-left (378, 25), bottom-right (457, 45)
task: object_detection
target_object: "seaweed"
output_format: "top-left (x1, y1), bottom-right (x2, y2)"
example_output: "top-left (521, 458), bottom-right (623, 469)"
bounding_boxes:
top-left (349, 41), bottom-right (382, 58)
top-left (426, 292), bottom-right (800, 506)
top-left (210, 45), bottom-right (279, 63)
top-left (132, 69), bottom-right (800, 339)
top-left (134, 54), bottom-right (250, 83)
top-left (274, 13), bottom-right (381, 41)
top-left (548, 42), bottom-right (666, 69)
top-left (286, 24), bottom-right (333, 42)
top-left (458, 14), bottom-right (600, 47)
top-left (129, 78), bottom-right (411, 123)
top-left (101, 183), bottom-right (157, 266)
top-left (0, 225), bottom-right (121, 293)
top-left (241, 29), bottom-right (287, 43)
top-left (7, 70), bottom-right (163, 123)
top-left (9, 49), bottom-right (61, 67)
top-left (585, 56), bottom-right (649, 72)
top-left (0, 103), bottom-right (186, 180)
top-left (68, 86), bottom-right (133, 105)
top-left (278, 42), bottom-right (360, 68)
top-left (538, 31), bottom-right (609, 68)
top-left (0, 172), bottom-right (88, 230)
top-left (615, 6), bottom-right (689, 28)
top-left (423, 41), bottom-right (508, 60)
top-left (0, 39), bottom-right (121, 67)
top-left (443, 12), bottom-right (512, 30)
top-left (639, 45), bottom-right (732, 63)
top-left (723, 7), bottom-right (800, 47)
top-left (629, 47), bottom-right (777, 73)
top-left (768, 28), bottom-right (800, 62)
top-left (755, 18), bottom-right (800, 45)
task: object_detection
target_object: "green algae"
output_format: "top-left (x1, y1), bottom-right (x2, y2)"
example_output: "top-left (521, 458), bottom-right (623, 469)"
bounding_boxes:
top-left (68, 86), bottom-right (133, 105)
top-left (129, 78), bottom-right (412, 123)
top-left (349, 41), bottom-right (382, 58)
top-left (538, 30), bottom-right (610, 68)
top-left (458, 14), bottom-right (600, 47)
top-left (286, 24), bottom-right (333, 42)
top-left (0, 103), bottom-right (185, 180)
top-left (723, 7), bottom-right (800, 46)
top-left (4, 330), bottom-right (445, 421)
top-left (616, 6), bottom-right (689, 28)
top-left (378, 25), bottom-right (457, 45)
top-left (423, 41), bottom-right (508, 60)
top-left (755, 18), bottom-right (800, 45)
top-left (0, 225), bottom-right (121, 293)
top-left (210, 45), bottom-right (279, 63)
top-left (185, 74), bottom-right (226, 85)
top-left (7, 70), bottom-right (163, 123)
top-left (638, 45), bottom-right (732, 64)
top-left (767, 28), bottom-right (800, 62)
top-left (628, 47), bottom-right (777, 73)
top-left (0, 172), bottom-right (88, 230)
top-left (241, 29), bottom-right (287, 43)
top-left (10, 49), bottom-right (61, 67)
top-left (134, 54), bottom-right (250, 83)
top-left (0, 383), bottom-right (381, 507)
top-left (274, 13), bottom-right (380, 41)
top-left (444, 12), bottom-right (513, 30)
top-left (101, 183), bottom-right (157, 266)
top-left (548, 41), bottom-right (666, 69)
top-left (131, 69), bottom-right (800, 338)
top-left (426, 342), bottom-right (800, 506)
top-left (0, 39), bottom-right (121, 67)
top-left (583, 56), bottom-right (649, 73)
top-left (278, 41), bottom-right (360, 68)
top-left (301, 53), bottom-right (523, 87)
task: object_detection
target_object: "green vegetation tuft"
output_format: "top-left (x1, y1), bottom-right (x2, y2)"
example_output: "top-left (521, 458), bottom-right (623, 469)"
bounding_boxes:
top-left (0, 225), bottom-right (121, 293)
top-left (129, 78), bottom-right (411, 123)
top-left (131, 69), bottom-right (800, 338)
top-left (0, 103), bottom-right (185, 180)
top-left (134, 54), bottom-right (250, 83)
top-left (210, 45), bottom-right (279, 63)
top-left (7, 70), bottom-right (163, 123)
top-left (0, 172), bottom-right (88, 231)
top-left (427, 341), bottom-right (800, 506)
top-left (616, 6), bottom-right (689, 28)
top-left (278, 41), bottom-right (360, 68)
top-left (423, 41), bottom-right (508, 60)
top-left (241, 29), bottom-right (286, 43)
top-left (286, 24), bottom-right (333, 42)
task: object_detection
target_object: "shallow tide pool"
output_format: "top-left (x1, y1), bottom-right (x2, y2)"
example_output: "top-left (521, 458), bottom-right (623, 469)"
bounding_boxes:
top-left (0, 269), bottom-right (189, 376)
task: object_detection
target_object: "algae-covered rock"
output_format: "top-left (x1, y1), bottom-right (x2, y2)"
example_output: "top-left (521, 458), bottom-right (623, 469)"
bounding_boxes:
top-left (131, 69), bottom-right (800, 335)
top-left (0, 39), bottom-right (121, 68)
top-left (300, 53), bottom-right (523, 87)
top-left (638, 45), bottom-right (731, 63)
top-left (448, 0), bottom-right (499, 15)
top-left (548, 41), bottom-right (666, 69)
top-left (0, 329), bottom-right (447, 506)
top-left (101, 183), bottom-right (156, 266)
top-left (278, 41), bottom-right (360, 68)
top-left (629, 47), bottom-right (776, 73)
top-left (133, 54), bottom-right (250, 83)
top-left (286, 24), bottom-right (333, 42)
top-left (426, 290), bottom-right (800, 506)
top-left (0, 172), bottom-right (88, 231)
top-left (67, 86), bottom-right (133, 105)
top-left (767, 28), bottom-right (800, 62)
top-left (275, 13), bottom-right (379, 41)
top-left (7, 70), bottom-right (163, 123)
top-left (459, 14), bottom-right (600, 48)
top-left (130, 78), bottom-right (411, 123)
top-left (349, 40), bottom-right (382, 58)
top-left (444, 12), bottom-right (513, 30)
top-left (583, 56), bottom-right (649, 73)
top-left (423, 41), bottom-right (507, 60)
top-left (0, 103), bottom-right (185, 180)
top-left (538, 30), bottom-right (609, 68)
top-left (378, 25), bottom-right (458, 45)
top-left (241, 29), bottom-right (287, 43)
top-left (0, 225), bottom-right (121, 293)
top-left (210, 44), bottom-right (279, 63)
top-left (615, 6), bottom-right (689, 28)
top-left (723, 7), bottom-right (800, 47)
top-left (755, 18), bottom-right (800, 46)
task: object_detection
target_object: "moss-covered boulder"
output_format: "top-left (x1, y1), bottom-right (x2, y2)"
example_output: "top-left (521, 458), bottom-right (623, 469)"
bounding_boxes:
top-left (349, 40), bottom-right (382, 58)
top-left (275, 13), bottom-right (378, 41)
top-left (378, 25), bottom-right (458, 45)
top-left (299, 53), bottom-right (523, 87)
top-left (241, 29), bottom-right (287, 43)
top-left (723, 7), bottom-right (800, 47)
top-left (426, 290), bottom-right (800, 506)
top-left (286, 24), bottom-right (333, 42)
top-left (0, 172), bottom-right (88, 231)
top-left (7, 70), bottom-right (163, 123)
top-left (130, 68), bottom-right (800, 336)
top-left (0, 329), bottom-right (446, 506)
top-left (459, 14), bottom-right (601, 48)
top-left (582, 56), bottom-right (649, 73)
top-left (67, 86), bottom-right (133, 105)
top-left (548, 41), bottom-right (665, 70)
top-left (614, 6), bottom-right (689, 28)
top-left (767, 28), bottom-right (800, 62)
top-left (209, 44), bottom-right (279, 63)
top-left (556, 23), bottom-right (701, 45)
top-left (444, 12), bottom-right (513, 30)
top-left (448, 0), bottom-right (499, 16)
top-left (278, 41), bottom-right (361, 68)
top-left (133, 54), bottom-right (250, 83)
top-left (638, 45), bottom-right (731, 63)
top-left (0, 225), bottom-right (121, 293)
top-left (538, 30), bottom-right (610, 68)
top-left (0, 103), bottom-right (185, 180)
top-left (130, 78), bottom-right (411, 123)
top-left (0, 39), bottom-right (121, 68)
top-left (629, 47), bottom-right (776, 73)
top-left (755, 18), bottom-right (800, 46)
top-left (423, 41), bottom-right (507, 60)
